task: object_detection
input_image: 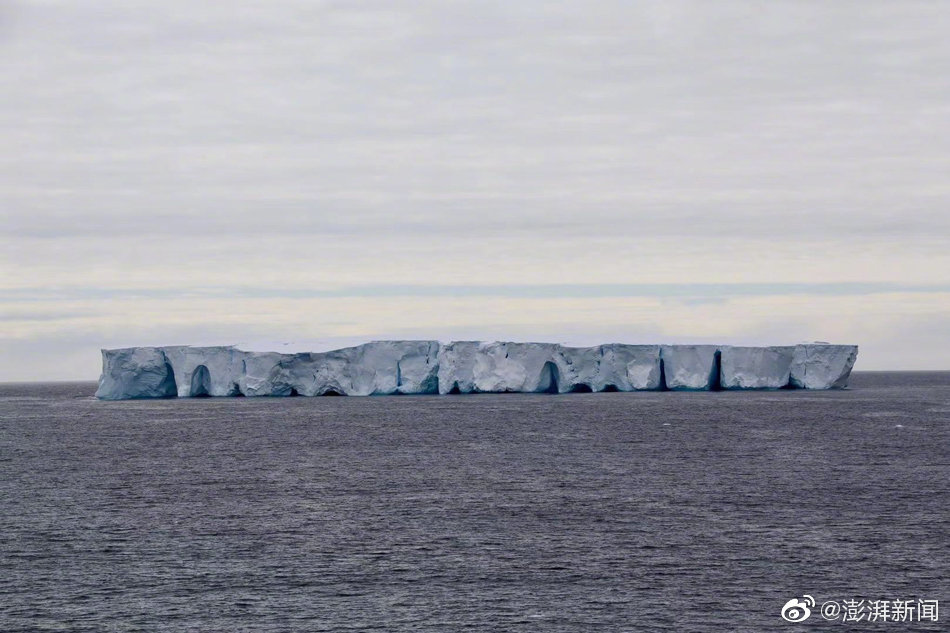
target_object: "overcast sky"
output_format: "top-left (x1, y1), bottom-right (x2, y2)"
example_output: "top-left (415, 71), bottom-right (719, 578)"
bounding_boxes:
top-left (2, 0), bottom-right (949, 380)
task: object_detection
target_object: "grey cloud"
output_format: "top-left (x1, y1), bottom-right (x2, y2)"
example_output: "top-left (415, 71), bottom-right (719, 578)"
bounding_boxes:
top-left (1, 1), bottom-right (949, 376)
top-left (4, 1), bottom-right (950, 242)
top-left (4, 282), bottom-right (950, 302)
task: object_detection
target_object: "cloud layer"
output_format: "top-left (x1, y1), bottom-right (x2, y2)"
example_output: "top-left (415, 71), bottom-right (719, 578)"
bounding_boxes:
top-left (2, 1), bottom-right (949, 379)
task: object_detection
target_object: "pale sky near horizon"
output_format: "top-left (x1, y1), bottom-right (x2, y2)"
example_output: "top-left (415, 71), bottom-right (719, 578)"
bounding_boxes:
top-left (2, 0), bottom-right (949, 380)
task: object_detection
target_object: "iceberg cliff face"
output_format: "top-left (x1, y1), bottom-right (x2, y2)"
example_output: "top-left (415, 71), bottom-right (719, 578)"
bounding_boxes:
top-left (95, 347), bottom-right (177, 400)
top-left (437, 341), bottom-right (481, 394)
top-left (96, 341), bottom-right (858, 399)
top-left (241, 352), bottom-right (293, 397)
top-left (790, 344), bottom-right (859, 389)
top-left (473, 342), bottom-right (559, 393)
top-left (719, 346), bottom-right (795, 389)
top-left (162, 346), bottom-right (245, 397)
top-left (553, 344), bottom-right (662, 392)
top-left (282, 341), bottom-right (440, 396)
top-left (661, 345), bottom-right (720, 390)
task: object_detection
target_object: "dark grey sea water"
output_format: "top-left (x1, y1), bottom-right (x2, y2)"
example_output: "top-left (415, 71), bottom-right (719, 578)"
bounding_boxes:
top-left (1, 373), bottom-right (948, 632)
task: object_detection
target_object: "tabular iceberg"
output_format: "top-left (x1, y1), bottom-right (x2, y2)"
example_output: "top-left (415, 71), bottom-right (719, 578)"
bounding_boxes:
top-left (96, 341), bottom-right (858, 399)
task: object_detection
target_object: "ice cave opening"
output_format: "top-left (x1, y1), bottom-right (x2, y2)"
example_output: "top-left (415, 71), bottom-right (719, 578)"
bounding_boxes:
top-left (189, 365), bottom-right (211, 397)
top-left (160, 361), bottom-right (178, 398)
top-left (710, 350), bottom-right (722, 391)
top-left (538, 361), bottom-right (560, 394)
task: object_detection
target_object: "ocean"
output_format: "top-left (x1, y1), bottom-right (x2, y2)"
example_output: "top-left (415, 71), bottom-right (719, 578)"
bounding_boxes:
top-left (1, 372), bottom-right (947, 631)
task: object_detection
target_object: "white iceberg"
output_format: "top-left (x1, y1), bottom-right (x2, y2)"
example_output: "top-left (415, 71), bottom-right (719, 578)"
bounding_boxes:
top-left (95, 340), bottom-right (858, 399)
top-left (236, 341), bottom-right (440, 396)
top-left (719, 346), bottom-right (795, 389)
top-left (241, 351), bottom-right (293, 396)
top-left (437, 341), bottom-right (481, 394)
top-left (553, 344), bottom-right (662, 392)
top-left (436, 342), bottom-right (662, 394)
top-left (162, 345), bottom-right (245, 397)
top-left (661, 345), bottom-right (720, 390)
top-left (551, 345), bottom-right (606, 392)
top-left (790, 343), bottom-right (859, 389)
top-left (95, 347), bottom-right (177, 400)
top-left (286, 341), bottom-right (440, 396)
top-left (472, 342), bottom-right (560, 393)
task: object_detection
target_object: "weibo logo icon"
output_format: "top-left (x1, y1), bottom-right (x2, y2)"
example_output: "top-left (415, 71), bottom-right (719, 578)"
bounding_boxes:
top-left (781, 595), bottom-right (815, 622)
